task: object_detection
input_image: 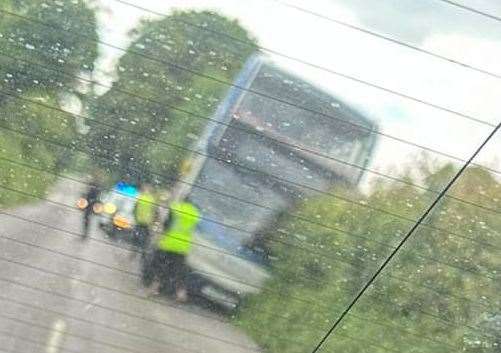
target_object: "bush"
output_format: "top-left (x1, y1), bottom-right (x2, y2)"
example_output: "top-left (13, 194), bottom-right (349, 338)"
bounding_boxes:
top-left (235, 164), bottom-right (500, 353)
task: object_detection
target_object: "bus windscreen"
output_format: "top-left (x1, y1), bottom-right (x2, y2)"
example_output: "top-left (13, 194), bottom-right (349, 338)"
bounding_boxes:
top-left (232, 63), bottom-right (374, 167)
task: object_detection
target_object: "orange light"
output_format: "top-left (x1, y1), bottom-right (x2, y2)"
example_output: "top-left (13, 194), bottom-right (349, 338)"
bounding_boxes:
top-left (113, 215), bottom-right (131, 229)
top-left (92, 203), bottom-right (103, 214)
top-left (76, 198), bottom-right (88, 209)
top-left (103, 203), bottom-right (117, 214)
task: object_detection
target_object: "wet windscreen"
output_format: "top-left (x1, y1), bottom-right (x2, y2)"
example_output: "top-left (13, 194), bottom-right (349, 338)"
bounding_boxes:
top-left (189, 62), bottom-right (375, 245)
top-left (0, 0), bottom-right (500, 353)
top-left (235, 62), bottom-right (373, 165)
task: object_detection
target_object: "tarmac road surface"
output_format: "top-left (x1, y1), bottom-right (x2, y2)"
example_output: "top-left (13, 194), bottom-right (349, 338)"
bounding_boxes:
top-left (0, 179), bottom-right (261, 353)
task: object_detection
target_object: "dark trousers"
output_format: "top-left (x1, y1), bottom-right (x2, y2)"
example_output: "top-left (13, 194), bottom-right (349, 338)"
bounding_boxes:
top-left (143, 250), bottom-right (187, 293)
top-left (133, 224), bottom-right (150, 250)
top-left (82, 209), bottom-right (92, 237)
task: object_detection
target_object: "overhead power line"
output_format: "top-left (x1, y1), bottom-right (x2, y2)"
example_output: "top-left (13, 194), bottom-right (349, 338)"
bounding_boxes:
top-left (111, 0), bottom-right (501, 80)
top-left (0, 297), bottom-right (400, 353)
top-left (0, 273), bottom-right (261, 352)
top-left (1, 90), bottom-right (500, 255)
top-left (310, 121), bottom-right (501, 352)
top-left (435, 0), bottom-right (501, 22)
top-left (3, 49), bottom-right (501, 212)
top-left (1, 174), bottom-right (496, 311)
top-left (0, 2), bottom-right (499, 351)
top-left (0, 313), bottom-right (190, 353)
top-left (0, 245), bottom-right (479, 350)
top-left (0, 227), bottom-right (494, 344)
top-left (2, 121), bottom-right (500, 286)
top-left (0, 49), bottom-right (465, 197)
top-left (0, 9), bottom-right (496, 130)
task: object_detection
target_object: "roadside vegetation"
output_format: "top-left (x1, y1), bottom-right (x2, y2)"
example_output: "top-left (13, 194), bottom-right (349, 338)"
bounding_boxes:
top-left (86, 10), bottom-right (256, 184)
top-left (0, 2), bottom-right (498, 353)
top-left (0, 0), bottom-right (97, 207)
top-left (0, 1), bottom-right (256, 205)
top-left (235, 163), bottom-right (501, 353)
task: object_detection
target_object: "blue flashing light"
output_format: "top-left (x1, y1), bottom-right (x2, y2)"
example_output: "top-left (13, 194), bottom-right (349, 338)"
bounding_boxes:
top-left (114, 181), bottom-right (138, 197)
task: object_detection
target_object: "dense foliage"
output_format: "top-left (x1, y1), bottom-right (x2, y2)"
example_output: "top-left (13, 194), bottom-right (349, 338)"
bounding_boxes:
top-left (236, 164), bottom-right (500, 353)
top-left (86, 10), bottom-right (256, 184)
top-left (1, 4), bottom-right (498, 353)
top-left (0, 0), bottom-right (98, 207)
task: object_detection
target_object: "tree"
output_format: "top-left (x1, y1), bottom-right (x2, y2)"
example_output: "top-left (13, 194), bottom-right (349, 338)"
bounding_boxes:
top-left (0, 91), bottom-right (77, 207)
top-left (464, 313), bottom-right (500, 353)
top-left (0, 0), bottom-right (98, 207)
top-left (235, 163), bottom-right (500, 353)
top-left (0, 0), bottom-right (98, 97)
top-left (86, 10), bottom-right (257, 184)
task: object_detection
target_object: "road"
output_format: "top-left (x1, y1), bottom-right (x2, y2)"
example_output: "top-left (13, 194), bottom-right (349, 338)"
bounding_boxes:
top-left (0, 179), bottom-right (261, 353)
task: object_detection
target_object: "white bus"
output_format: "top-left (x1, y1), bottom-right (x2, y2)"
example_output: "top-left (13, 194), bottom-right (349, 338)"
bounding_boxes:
top-left (171, 54), bottom-right (378, 309)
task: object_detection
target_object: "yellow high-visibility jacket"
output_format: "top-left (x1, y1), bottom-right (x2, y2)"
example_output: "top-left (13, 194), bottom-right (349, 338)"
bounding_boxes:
top-left (134, 192), bottom-right (155, 226)
top-left (157, 202), bottom-right (200, 255)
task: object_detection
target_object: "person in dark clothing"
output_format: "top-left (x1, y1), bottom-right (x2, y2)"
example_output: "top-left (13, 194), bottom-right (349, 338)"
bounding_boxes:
top-left (81, 182), bottom-right (101, 238)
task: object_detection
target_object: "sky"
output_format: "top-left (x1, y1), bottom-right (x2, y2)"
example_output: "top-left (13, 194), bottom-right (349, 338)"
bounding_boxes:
top-left (89, 0), bottom-right (501, 184)
top-left (333, 0), bottom-right (501, 43)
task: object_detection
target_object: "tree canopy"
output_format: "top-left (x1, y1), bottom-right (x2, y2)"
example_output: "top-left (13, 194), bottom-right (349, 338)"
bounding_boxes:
top-left (86, 10), bottom-right (256, 184)
top-left (0, 0), bottom-right (98, 207)
top-left (236, 164), bottom-right (501, 353)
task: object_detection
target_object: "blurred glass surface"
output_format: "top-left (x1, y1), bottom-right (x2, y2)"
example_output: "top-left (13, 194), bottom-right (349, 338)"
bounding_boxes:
top-left (0, 0), bottom-right (500, 352)
top-left (318, 131), bottom-right (501, 353)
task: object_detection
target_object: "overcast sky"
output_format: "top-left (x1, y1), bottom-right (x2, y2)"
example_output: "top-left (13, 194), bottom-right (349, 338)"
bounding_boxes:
top-left (332, 0), bottom-right (501, 43)
top-left (91, 0), bottom-right (501, 183)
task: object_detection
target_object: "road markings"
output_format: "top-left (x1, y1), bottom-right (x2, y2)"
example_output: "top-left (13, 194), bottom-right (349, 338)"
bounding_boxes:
top-left (45, 319), bottom-right (67, 353)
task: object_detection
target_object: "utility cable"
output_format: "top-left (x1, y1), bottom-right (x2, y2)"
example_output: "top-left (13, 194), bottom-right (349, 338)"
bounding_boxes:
top-left (111, 0), bottom-right (501, 80)
top-left (1, 89), bottom-right (499, 254)
top-left (0, 9), bottom-right (496, 131)
top-left (435, 0), bottom-right (501, 22)
top-left (2, 49), bottom-right (501, 212)
top-left (0, 188), bottom-right (496, 340)
top-left (309, 121), bottom-right (501, 352)
top-left (1, 122), bottom-right (499, 287)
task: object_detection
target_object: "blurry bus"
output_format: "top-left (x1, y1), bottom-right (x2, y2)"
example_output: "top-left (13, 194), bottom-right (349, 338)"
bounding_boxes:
top-left (172, 54), bottom-right (378, 309)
